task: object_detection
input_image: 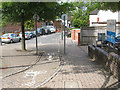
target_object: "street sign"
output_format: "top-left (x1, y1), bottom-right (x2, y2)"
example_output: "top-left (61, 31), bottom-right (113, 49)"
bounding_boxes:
top-left (33, 14), bottom-right (39, 21)
top-left (107, 19), bottom-right (116, 44)
top-left (61, 14), bottom-right (68, 20)
top-left (107, 20), bottom-right (116, 32)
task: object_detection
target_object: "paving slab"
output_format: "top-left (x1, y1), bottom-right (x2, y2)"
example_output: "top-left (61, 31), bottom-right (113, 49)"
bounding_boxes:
top-left (42, 38), bottom-right (118, 88)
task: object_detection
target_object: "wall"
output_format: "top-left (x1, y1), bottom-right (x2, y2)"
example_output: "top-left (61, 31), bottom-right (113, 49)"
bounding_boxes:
top-left (71, 29), bottom-right (80, 42)
top-left (98, 10), bottom-right (119, 22)
top-left (80, 26), bottom-right (120, 45)
top-left (2, 21), bottom-right (62, 34)
top-left (2, 23), bottom-right (21, 33)
top-left (89, 10), bottom-right (120, 27)
top-left (88, 45), bottom-right (120, 81)
top-left (89, 15), bottom-right (98, 27)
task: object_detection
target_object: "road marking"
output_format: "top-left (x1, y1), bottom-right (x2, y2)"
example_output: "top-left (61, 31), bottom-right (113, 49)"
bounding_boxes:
top-left (24, 70), bottom-right (47, 78)
top-left (23, 70), bottom-right (47, 87)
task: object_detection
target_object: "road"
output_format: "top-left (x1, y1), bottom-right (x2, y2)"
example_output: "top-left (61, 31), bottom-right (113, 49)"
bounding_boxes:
top-left (1, 33), bottom-right (63, 88)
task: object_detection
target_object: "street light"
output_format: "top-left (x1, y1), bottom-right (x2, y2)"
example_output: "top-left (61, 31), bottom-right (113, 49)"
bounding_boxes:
top-left (33, 14), bottom-right (39, 55)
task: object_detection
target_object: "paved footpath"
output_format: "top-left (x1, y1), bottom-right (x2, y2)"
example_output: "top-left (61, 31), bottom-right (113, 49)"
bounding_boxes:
top-left (1, 36), bottom-right (60, 88)
top-left (41, 38), bottom-right (118, 88)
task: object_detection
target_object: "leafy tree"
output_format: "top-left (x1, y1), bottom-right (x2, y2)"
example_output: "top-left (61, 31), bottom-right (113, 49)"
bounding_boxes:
top-left (24, 20), bottom-right (34, 31)
top-left (100, 2), bottom-right (120, 12)
top-left (72, 2), bottom-right (100, 28)
top-left (2, 2), bottom-right (67, 51)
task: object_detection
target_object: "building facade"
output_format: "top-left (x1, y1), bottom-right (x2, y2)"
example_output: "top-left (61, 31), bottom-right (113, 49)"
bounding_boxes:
top-left (89, 9), bottom-right (120, 27)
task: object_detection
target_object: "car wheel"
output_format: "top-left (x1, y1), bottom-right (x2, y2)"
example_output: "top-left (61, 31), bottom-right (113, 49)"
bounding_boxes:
top-left (10, 39), bottom-right (13, 43)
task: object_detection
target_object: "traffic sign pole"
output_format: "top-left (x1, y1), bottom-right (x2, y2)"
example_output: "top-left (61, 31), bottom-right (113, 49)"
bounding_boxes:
top-left (33, 14), bottom-right (39, 55)
top-left (35, 16), bottom-right (38, 54)
top-left (64, 16), bottom-right (66, 54)
top-left (61, 14), bottom-right (67, 55)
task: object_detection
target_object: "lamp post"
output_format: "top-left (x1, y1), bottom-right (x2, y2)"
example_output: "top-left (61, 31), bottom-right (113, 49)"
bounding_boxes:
top-left (33, 14), bottom-right (39, 55)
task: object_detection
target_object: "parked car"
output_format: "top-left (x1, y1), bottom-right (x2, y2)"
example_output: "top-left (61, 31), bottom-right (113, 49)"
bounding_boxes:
top-left (40, 28), bottom-right (45, 35)
top-left (26, 31), bottom-right (34, 38)
top-left (43, 26), bottom-right (51, 34)
top-left (19, 32), bottom-right (31, 40)
top-left (37, 28), bottom-right (41, 36)
top-left (30, 31), bottom-right (36, 37)
top-left (49, 26), bottom-right (56, 33)
top-left (1, 33), bottom-right (20, 43)
top-left (37, 28), bottom-right (45, 35)
top-left (32, 31), bottom-right (36, 37)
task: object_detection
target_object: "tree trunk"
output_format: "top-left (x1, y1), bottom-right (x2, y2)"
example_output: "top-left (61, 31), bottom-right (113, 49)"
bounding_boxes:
top-left (21, 13), bottom-right (26, 51)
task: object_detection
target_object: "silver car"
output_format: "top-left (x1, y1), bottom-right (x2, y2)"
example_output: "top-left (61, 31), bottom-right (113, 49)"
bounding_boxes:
top-left (1, 33), bottom-right (20, 43)
top-left (19, 32), bottom-right (31, 40)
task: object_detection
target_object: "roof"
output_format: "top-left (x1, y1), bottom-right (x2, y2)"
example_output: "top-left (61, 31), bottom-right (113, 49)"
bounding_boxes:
top-left (89, 8), bottom-right (99, 15)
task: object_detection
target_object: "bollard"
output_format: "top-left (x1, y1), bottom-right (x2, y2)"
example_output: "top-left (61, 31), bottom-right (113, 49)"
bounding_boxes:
top-left (78, 32), bottom-right (80, 45)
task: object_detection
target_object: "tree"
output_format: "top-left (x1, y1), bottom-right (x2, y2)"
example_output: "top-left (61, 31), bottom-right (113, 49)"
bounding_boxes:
top-left (2, 2), bottom-right (66, 51)
top-left (71, 2), bottom-right (100, 28)
top-left (100, 2), bottom-right (120, 12)
top-left (24, 20), bottom-right (34, 31)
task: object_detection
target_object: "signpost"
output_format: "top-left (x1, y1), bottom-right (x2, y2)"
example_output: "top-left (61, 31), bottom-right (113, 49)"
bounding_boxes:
top-left (61, 14), bottom-right (67, 54)
top-left (107, 19), bottom-right (116, 52)
top-left (107, 20), bottom-right (116, 44)
top-left (33, 14), bottom-right (39, 54)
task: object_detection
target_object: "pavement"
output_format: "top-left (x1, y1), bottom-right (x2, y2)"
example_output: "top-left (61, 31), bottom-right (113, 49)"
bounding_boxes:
top-left (1, 33), bottom-right (61, 88)
top-left (0, 33), bottom-right (119, 89)
top-left (41, 38), bottom-right (118, 88)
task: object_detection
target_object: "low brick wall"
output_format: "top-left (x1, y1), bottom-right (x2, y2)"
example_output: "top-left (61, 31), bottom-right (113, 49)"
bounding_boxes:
top-left (108, 52), bottom-right (120, 80)
top-left (88, 45), bottom-right (95, 60)
top-left (88, 45), bottom-right (120, 80)
top-left (95, 47), bottom-right (108, 67)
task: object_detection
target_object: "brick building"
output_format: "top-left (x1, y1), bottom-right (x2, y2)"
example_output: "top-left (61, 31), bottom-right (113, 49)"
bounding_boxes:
top-left (2, 15), bottom-right (72, 34)
top-left (2, 20), bottom-right (62, 34)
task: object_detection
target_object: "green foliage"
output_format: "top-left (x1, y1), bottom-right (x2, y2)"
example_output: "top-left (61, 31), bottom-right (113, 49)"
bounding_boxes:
top-left (100, 2), bottom-right (120, 12)
top-left (24, 20), bottom-right (34, 30)
top-left (72, 2), bottom-right (100, 28)
top-left (2, 2), bottom-right (61, 23)
top-left (2, 2), bottom-right (65, 50)
top-left (73, 19), bottom-right (81, 28)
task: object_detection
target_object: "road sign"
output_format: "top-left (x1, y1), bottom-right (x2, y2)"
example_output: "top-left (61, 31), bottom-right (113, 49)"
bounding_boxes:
top-left (61, 14), bottom-right (68, 20)
top-left (107, 19), bottom-right (116, 32)
top-left (33, 14), bottom-right (39, 21)
top-left (106, 19), bottom-right (116, 44)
